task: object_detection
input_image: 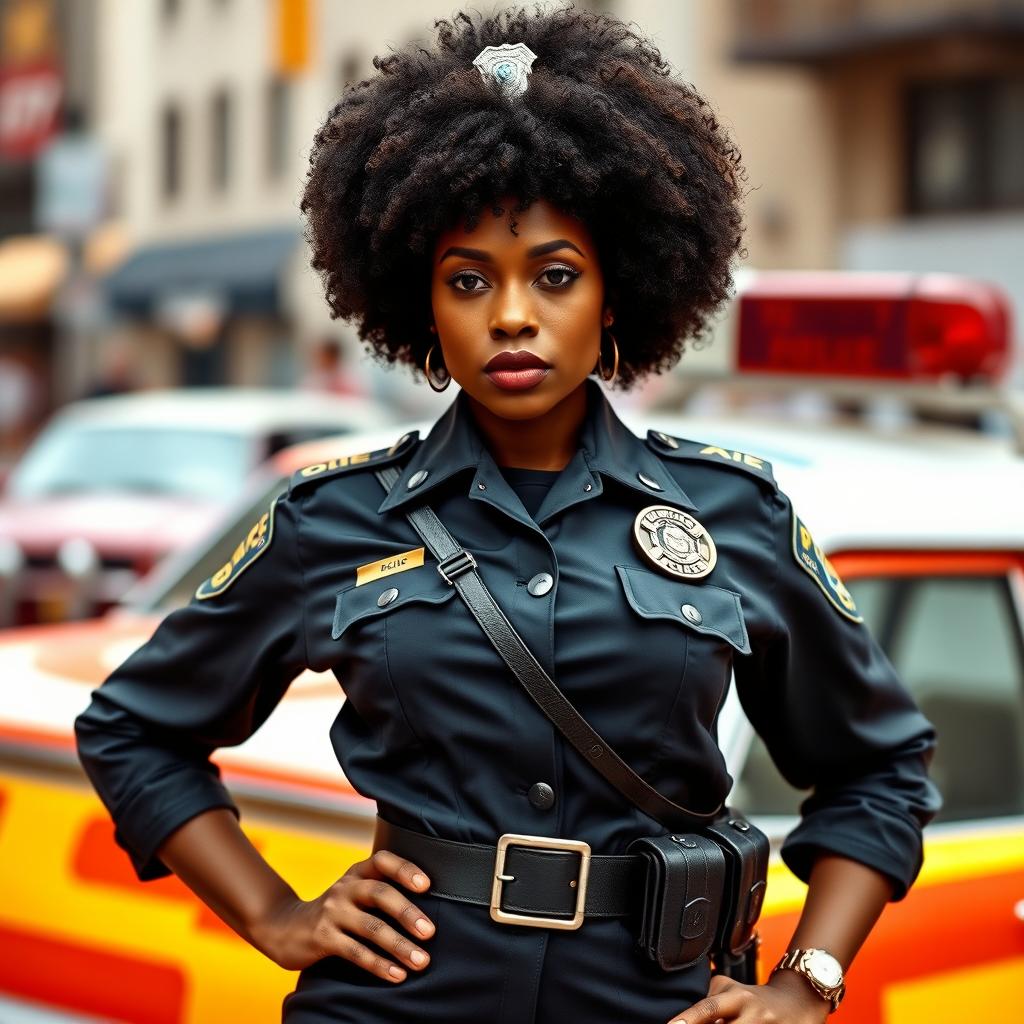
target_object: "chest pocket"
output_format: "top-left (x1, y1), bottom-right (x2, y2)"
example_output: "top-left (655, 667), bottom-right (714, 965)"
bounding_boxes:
top-left (332, 564), bottom-right (458, 640)
top-left (614, 563), bottom-right (751, 655)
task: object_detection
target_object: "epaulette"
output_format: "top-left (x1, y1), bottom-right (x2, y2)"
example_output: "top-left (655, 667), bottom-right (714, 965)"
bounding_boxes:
top-left (289, 429), bottom-right (420, 496)
top-left (645, 429), bottom-right (777, 490)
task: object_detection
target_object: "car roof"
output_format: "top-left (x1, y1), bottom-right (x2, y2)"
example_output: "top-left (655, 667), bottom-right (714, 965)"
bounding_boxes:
top-left (641, 409), bottom-right (1024, 552)
top-left (44, 389), bottom-right (391, 434)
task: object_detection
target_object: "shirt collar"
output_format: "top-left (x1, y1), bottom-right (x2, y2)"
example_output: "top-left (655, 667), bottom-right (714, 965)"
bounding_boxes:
top-left (377, 376), bottom-right (697, 519)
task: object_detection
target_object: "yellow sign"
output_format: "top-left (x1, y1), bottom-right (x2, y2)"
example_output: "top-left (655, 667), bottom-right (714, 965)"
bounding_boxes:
top-left (355, 547), bottom-right (425, 587)
top-left (274, 0), bottom-right (309, 75)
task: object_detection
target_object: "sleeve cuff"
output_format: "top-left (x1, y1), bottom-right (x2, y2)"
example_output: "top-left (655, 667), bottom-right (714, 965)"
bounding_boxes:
top-left (113, 766), bottom-right (241, 881)
top-left (780, 817), bottom-right (924, 902)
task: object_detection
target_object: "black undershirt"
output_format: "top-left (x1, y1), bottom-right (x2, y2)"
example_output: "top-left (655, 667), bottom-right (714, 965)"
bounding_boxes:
top-left (498, 466), bottom-right (561, 520)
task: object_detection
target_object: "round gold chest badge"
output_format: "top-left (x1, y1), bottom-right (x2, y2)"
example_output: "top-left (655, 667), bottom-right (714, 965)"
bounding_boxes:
top-left (632, 505), bottom-right (717, 580)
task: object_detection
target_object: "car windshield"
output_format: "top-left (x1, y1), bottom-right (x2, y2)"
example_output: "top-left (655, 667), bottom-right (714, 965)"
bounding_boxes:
top-left (8, 424), bottom-right (251, 501)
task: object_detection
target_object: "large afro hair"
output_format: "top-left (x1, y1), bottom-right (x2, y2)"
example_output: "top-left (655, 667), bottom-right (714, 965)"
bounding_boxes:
top-left (300, 2), bottom-right (747, 390)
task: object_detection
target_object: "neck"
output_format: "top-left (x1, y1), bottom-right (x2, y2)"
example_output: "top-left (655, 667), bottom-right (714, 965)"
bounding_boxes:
top-left (466, 382), bottom-right (589, 471)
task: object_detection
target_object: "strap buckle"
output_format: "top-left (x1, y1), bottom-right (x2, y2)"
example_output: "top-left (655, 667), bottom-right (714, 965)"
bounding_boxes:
top-left (490, 833), bottom-right (591, 930)
top-left (436, 549), bottom-right (477, 585)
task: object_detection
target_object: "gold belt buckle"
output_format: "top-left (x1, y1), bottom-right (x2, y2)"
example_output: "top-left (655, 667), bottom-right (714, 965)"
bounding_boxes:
top-left (490, 832), bottom-right (591, 930)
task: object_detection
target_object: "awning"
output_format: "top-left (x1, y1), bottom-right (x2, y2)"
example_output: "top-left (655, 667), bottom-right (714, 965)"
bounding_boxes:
top-left (104, 226), bottom-right (301, 317)
top-left (0, 234), bottom-right (68, 321)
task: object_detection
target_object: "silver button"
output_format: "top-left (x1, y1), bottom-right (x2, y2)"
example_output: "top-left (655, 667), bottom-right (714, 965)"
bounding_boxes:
top-left (637, 472), bottom-right (662, 491)
top-left (681, 603), bottom-right (702, 624)
top-left (477, 482), bottom-right (486, 490)
top-left (378, 587), bottom-right (399, 607)
top-left (527, 572), bottom-right (553, 597)
top-left (406, 469), bottom-right (429, 490)
top-left (527, 782), bottom-right (555, 810)
top-left (583, 482), bottom-right (593, 492)
top-left (653, 431), bottom-right (680, 449)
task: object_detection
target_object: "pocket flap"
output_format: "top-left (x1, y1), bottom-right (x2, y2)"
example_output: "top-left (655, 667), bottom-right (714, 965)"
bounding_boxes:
top-left (332, 564), bottom-right (456, 640)
top-left (615, 564), bottom-right (751, 655)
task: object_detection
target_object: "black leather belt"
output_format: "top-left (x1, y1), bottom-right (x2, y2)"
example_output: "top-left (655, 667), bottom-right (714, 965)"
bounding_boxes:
top-left (373, 817), bottom-right (646, 931)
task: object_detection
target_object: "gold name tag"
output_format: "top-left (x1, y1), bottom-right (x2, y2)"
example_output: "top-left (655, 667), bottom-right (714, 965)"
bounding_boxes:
top-left (355, 547), bottom-right (426, 586)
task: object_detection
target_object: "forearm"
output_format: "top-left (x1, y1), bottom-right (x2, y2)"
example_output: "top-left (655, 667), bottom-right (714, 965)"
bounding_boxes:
top-left (155, 807), bottom-right (299, 951)
top-left (782, 852), bottom-right (893, 966)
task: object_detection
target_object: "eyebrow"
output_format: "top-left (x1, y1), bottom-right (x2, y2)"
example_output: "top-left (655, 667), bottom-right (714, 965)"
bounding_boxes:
top-left (437, 238), bottom-right (586, 264)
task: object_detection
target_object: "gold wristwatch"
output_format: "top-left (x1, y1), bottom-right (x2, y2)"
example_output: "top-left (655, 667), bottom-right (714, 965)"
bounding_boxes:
top-left (771, 948), bottom-right (846, 1013)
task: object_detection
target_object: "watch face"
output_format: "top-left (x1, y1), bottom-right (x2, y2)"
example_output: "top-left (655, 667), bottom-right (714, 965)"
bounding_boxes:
top-left (804, 950), bottom-right (843, 989)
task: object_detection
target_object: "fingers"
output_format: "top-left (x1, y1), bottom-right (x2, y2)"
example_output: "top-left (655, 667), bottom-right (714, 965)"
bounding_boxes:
top-left (667, 978), bottom-right (746, 1024)
top-left (331, 932), bottom-right (413, 984)
top-left (367, 849), bottom-right (431, 896)
top-left (348, 907), bottom-right (431, 973)
top-left (356, 874), bottom-right (435, 939)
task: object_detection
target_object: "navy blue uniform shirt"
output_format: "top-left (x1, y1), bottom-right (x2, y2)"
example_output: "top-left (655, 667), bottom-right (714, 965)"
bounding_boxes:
top-left (74, 377), bottom-right (941, 1023)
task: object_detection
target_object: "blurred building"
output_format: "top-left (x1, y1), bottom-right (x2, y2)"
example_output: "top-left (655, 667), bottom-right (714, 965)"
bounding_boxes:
top-left (697, 0), bottom-right (1024, 367)
top-left (4, 0), bottom-right (1022, 421)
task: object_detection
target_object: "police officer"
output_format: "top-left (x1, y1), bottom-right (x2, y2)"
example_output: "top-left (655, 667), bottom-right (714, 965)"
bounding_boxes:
top-left (74, 9), bottom-right (940, 1024)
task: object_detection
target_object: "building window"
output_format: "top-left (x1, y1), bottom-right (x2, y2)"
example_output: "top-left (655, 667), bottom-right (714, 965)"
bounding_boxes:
top-left (210, 88), bottom-right (232, 192)
top-left (160, 102), bottom-right (183, 200)
top-left (266, 76), bottom-right (290, 180)
top-left (907, 77), bottom-right (1024, 215)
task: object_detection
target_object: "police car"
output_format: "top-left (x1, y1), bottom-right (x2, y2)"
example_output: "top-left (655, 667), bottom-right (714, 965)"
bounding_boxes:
top-left (0, 274), bottom-right (1021, 1022)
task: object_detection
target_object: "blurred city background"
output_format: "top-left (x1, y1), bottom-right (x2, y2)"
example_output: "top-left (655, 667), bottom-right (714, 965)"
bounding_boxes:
top-left (3, 0), bottom-right (1022, 444)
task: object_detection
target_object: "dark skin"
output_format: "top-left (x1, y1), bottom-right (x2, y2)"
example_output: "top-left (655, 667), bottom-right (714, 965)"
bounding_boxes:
top-left (155, 196), bottom-right (895, 1018)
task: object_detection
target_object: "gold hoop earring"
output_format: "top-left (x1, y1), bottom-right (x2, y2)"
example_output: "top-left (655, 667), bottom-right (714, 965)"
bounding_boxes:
top-left (424, 343), bottom-right (451, 393)
top-left (595, 329), bottom-right (619, 385)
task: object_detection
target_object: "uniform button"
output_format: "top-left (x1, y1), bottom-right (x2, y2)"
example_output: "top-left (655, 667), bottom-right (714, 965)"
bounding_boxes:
top-left (653, 431), bottom-right (680, 449)
top-left (527, 572), bottom-right (553, 596)
top-left (583, 482), bottom-right (593, 492)
top-left (407, 469), bottom-right (429, 490)
top-left (637, 472), bottom-right (662, 491)
top-left (681, 603), bottom-right (702, 624)
top-left (378, 587), bottom-right (399, 607)
top-left (477, 482), bottom-right (487, 490)
top-left (527, 782), bottom-right (555, 810)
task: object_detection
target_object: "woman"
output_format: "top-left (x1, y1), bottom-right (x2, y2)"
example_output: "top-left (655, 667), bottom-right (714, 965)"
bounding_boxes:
top-left (74, 6), bottom-right (940, 1023)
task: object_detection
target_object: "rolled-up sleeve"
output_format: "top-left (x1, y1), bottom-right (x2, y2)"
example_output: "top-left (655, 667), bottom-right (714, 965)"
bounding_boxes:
top-left (734, 486), bottom-right (942, 901)
top-left (73, 493), bottom-right (308, 881)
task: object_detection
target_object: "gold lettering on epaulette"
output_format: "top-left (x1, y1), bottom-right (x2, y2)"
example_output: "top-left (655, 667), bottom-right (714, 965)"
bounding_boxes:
top-left (355, 547), bottom-right (426, 586)
top-left (299, 452), bottom-right (375, 478)
top-left (699, 445), bottom-right (765, 470)
top-left (196, 509), bottom-right (272, 600)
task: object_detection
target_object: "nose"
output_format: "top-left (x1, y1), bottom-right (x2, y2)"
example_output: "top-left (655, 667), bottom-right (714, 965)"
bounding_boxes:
top-left (489, 280), bottom-right (539, 341)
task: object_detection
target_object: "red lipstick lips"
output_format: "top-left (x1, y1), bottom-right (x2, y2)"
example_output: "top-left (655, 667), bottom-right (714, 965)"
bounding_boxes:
top-left (484, 349), bottom-right (552, 392)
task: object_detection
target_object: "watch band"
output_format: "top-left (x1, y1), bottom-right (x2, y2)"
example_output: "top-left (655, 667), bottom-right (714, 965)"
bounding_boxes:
top-left (772, 948), bottom-right (845, 1013)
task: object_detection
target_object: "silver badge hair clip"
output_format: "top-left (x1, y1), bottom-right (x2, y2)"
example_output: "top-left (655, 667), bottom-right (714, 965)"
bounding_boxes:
top-left (472, 42), bottom-right (538, 99)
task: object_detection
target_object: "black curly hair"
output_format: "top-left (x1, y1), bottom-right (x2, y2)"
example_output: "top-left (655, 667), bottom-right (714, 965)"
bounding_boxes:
top-left (300, 2), bottom-right (747, 391)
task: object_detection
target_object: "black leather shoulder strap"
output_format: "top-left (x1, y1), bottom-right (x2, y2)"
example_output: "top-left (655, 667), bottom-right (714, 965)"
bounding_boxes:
top-left (374, 464), bottom-right (722, 831)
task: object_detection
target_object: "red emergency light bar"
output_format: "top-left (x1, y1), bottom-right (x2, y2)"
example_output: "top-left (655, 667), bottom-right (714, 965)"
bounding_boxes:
top-left (736, 273), bottom-right (1012, 383)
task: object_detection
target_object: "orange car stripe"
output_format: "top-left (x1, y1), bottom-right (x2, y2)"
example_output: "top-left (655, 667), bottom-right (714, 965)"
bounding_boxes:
top-left (758, 865), bottom-right (1024, 1020)
top-left (72, 818), bottom-right (239, 937)
top-left (0, 922), bottom-right (186, 1024)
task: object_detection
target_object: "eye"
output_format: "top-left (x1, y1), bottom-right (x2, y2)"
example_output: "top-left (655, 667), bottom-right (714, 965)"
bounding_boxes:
top-left (449, 271), bottom-right (490, 292)
top-left (536, 265), bottom-right (581, 289)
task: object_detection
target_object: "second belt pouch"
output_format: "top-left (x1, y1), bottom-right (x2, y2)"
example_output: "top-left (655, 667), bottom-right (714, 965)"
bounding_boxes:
top-left (627, 832), bottom-right (726, 971)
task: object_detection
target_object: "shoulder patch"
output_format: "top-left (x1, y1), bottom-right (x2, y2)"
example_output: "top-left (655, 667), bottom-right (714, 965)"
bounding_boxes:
top-left (646, 430), bottom-right (776, 489)
top-left (289, 430), bottom-right (420, 496)
top-left (196, 500), bottom-right (276, 601)
top-left (791, 511), bottom-right (863, 623)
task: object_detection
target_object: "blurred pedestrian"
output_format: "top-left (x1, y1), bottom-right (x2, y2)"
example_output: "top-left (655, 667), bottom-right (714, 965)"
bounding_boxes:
top-left (301, 337), bottom-right (363, 397)
top-left (75, 7), bottom-right (940, 1023)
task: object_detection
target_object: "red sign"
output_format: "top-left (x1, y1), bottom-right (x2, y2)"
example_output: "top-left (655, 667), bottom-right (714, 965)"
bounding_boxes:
top-left (0, 58), bottom-right (62, 160)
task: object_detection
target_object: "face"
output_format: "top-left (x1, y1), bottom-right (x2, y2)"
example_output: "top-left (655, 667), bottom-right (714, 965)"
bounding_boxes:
top-left (429, 196), bottom-right (612, 421)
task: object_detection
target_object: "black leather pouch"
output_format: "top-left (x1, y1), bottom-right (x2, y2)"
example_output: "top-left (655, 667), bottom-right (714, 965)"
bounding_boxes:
top-left (702, 813), bottom-right (770, 957)
top-left (626, 833), bottom-right (726, 971)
